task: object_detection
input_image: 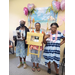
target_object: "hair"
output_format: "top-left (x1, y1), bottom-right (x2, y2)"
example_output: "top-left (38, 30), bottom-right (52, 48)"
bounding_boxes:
top-left (50, 22), bottom-right (59, 28)
top-left (35, 22), bottom-right (41, 27)
top-left (20, 20), bottom-right (25, 24)
top-left (23, 21), bottom-right (25, 24)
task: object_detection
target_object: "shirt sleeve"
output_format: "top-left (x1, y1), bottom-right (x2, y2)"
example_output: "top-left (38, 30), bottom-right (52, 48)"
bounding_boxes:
top-left (60, 32), bottom-right (65, 39)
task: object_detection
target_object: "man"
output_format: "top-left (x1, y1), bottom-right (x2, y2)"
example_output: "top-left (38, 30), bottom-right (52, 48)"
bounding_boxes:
top-left (13, 20), bottom-right (29, 69)
top-left (43, 23), bottom-right (65, 75)
top-left (29, 22), bottom-right (45, 72)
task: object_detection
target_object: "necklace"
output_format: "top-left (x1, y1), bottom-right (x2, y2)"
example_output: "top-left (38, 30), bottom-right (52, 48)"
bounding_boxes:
top-left (49, 30), bottom-right (58, 43)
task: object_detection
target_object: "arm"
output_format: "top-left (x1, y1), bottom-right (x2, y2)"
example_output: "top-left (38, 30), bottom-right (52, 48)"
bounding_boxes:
top-left (13, 36), bottom-right (16, 41)
top-left (25, 28), bottom-right (30, 43)
top-left (42, 32), bottom-right (45, 43)
top-left (43, 37), bottom-right (47, 44)
top-left (28, 28), bottom-right (30, 32)
top-left (43, 34), bottom-right (50, 44)
top-left (13, 27), bottom-right (18, 41)
top-left (23, 27), bottom-right (30, 40)
top-left (60, 37), bottom-right (65, 46)
top-left (60, 32), bottom-right (65, 46)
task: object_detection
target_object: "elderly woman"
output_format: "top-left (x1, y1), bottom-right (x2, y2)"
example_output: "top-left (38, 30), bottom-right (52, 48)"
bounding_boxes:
top-left (43, 23), bottom-right (65, 75)
top-left (29, 22), bottom-right (45, 72)
top-left (13, 20), bottom-right (29, 69)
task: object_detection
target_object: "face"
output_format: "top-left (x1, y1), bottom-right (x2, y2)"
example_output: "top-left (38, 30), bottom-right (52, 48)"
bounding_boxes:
top-left (51, 25), bottom-right (57, 32)
top-left (35, 23), bottom-right (40, 31)
top-left (20, 20), bottom-right (25, 28)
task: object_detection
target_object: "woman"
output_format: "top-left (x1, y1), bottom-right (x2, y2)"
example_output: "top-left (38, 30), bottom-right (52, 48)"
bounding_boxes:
top-left (43, 23), bottom-right (65, 75)
top-left (13, 20), bottom-right (29, 69)
top-left (29, 22), bottom-right (45, 72)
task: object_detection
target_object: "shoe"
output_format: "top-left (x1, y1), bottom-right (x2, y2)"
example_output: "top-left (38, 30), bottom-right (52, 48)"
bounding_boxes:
top-left (17, 64), bottom-right (23, 68)
top-left (24, 64), bottom-right (27, 69)
top-left (47, 68), bottom-right (51, 74)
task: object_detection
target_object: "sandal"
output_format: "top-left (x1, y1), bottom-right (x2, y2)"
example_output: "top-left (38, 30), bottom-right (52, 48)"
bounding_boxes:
top-left (32, 66), bottom-right (35, 72)
top-left (36, 67), bottom-right (41, 72)
top-left (17, 64), bottom-right (23, 68)
top-left (24, 64), bottom-right (27, 69)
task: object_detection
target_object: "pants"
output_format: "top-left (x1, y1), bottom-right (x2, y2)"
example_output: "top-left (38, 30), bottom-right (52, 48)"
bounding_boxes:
top-left (31, 49), bottom-right (42, 63)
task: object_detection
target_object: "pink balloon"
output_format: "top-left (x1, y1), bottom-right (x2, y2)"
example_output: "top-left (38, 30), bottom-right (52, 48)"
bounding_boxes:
top-left (55, 1), bottom-right (60, 10)
top-left (27, 4), bottom-right (35, 11)
top-left (60, 0), bottom-right (65, 11)
top-left (32, 3), bottom-right (35, 8)
top-left (51, 0), bottom-right (60, 13)
top-left (23, 7), bottom-right (28, 16)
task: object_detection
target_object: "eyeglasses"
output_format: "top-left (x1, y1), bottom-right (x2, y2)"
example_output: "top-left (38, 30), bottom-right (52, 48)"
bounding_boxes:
top-left (51, 27), bottom-right (57, 29)
top-left (35, 25), bottom-right (40, 27)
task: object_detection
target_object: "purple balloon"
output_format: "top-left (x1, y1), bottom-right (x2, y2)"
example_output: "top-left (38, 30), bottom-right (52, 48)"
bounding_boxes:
top-left (23, 7), bottom-right (28, 16)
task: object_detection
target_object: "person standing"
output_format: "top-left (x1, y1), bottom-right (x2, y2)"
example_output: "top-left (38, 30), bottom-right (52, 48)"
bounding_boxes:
top-left (13, 20), bottom-right (29, 69)
top-left (29, 22), bottom-right (45, 72)
top-left (43, 23), bottom-right (65, 75)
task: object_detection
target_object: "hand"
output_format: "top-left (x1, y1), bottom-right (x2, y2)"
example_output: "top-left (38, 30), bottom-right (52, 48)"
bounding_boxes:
top-left (25, 40), bottom-right (27, 44)
top-left (22, 37), bottom-right (25, 40)
top-left (9, 45), bottom-right (13, 48)
top-left (41, 41), bottom-right (43, 44)
top-left (13, 38), bottom-right (15, 41)
top-left (60, 43), bottom-right (64, 46)
top-left (60, 38), bottom-right (65, 46)
top-left (45, 34), bottom-right (50, 39)
top-left (13, 36), bottom-right (16, 41)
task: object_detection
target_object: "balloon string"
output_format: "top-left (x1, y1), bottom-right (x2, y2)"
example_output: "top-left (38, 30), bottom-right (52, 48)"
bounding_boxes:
top-left (56, 0), bottom-right (58, 1)
top-left (29, 12), bottom-right (31, 28)
top-left (54, 12), bottom-right (56, 22)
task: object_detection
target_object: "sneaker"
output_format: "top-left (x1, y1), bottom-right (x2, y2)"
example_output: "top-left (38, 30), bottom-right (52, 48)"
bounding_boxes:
top-left (17, 64), bottom-right (23, 68)
top-left (24, 64), bottom-right (27, 69)
top-left (47, 68), bottom-right (51, 74)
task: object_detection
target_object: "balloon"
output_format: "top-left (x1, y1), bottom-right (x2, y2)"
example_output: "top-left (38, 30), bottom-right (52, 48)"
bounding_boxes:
top-left (60, 0), bottom-right (65, 11)
top-left (23, 7), bottom-right (28, 16)
top-left (27, 4), bottom-right (35, 11)
top-left (51, 0), bottom-right (60, 13)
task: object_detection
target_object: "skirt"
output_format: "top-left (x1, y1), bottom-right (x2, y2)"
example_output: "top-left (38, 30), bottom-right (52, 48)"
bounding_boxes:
top-left (16, 40), bottom-right (27, 58)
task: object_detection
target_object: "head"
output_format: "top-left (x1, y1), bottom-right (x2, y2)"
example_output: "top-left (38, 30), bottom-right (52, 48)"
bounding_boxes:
top-left (35, 22), bottom-right (41, 31)
top-left (20, 20), bottom-right (25, 28)
top-left (50, 23), bottom-right (59, 32)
